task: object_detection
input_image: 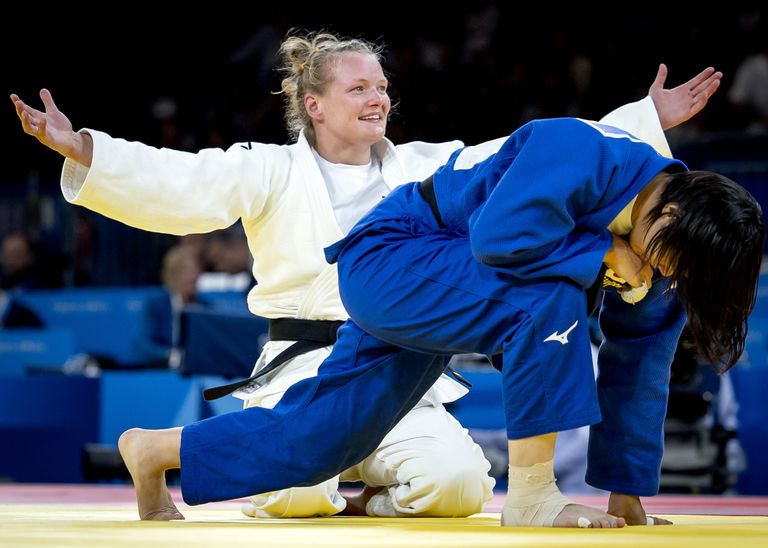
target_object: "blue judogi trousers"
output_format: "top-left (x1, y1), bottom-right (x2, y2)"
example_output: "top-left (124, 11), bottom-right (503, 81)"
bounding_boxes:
top-left (181, 183), bottom-right (614, 504)
top-left (181, 119), bottom-right (687, 503)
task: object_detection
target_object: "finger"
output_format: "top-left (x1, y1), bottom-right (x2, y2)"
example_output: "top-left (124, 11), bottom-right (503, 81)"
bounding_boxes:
top-left (38, 117), bottom-right (47, 139)
top-left (39, 88), bottom-right (59, 113)
top-left (641, 264), bottom-right (653, 289)
top-left (678, 67), bottom-right (716, 93)
top-left (690, 71), bottom-right (722, 97)
top-left (688, 79), bottom-right (721, 117)
top-left (625, 264), bottom-right (652, 289)
top-left (14, 97), bottom-right (43, 125)
top-left (650, 63), bottom-right (667, 92)
top-left (13, 95), bottom-right (28, 119)
top-left (20, 110), bottom-right (35, 134)
top-left (27, 112), bottom-right (42, 136)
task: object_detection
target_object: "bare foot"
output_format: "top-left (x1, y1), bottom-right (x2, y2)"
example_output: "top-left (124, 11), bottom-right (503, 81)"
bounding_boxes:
top-left (502, 501), bottom-right (625, 528)
top-left (118, 428), bottom-right (185, 521)
top-left (552, 503), bottom-right (626, 528)
top-left (339, 485), bottom-right (384, 516)
top-left (608, 492), bottom-right (672, 526)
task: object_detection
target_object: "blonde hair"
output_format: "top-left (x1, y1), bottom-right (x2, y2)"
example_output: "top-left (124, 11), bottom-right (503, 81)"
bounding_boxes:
top-left (278, 30), bottom-right (384, 145)
top-left (161, 245), bottom-right (201, 289)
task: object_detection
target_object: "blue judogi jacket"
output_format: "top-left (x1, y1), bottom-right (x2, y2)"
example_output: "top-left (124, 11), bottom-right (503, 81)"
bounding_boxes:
top-left (435, 118), bottom-right (684, 287)
top-left (430, 118), bottom-right (687, 495)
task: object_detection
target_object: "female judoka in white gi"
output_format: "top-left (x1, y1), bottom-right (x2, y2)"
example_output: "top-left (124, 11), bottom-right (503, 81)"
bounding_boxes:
top-left (13, 32), bottom-right (726, 525)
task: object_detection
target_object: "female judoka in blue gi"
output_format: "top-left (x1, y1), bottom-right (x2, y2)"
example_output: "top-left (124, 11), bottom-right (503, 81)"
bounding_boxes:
top-left (117, 117), bottom-right (764, 528)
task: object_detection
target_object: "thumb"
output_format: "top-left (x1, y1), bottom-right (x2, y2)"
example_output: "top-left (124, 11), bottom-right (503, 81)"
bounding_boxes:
top-left (39, 88), bottom-right (59, 113)
top-left (639, 264), bottom-right (653, 290)
top-left (650, 63), bottom-right (667, 93)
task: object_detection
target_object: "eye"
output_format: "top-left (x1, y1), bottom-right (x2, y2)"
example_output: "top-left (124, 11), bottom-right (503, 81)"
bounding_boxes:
top-left (377, 86), bottom-right (388, 94)
top-left (352, 86), bottom-right (365, 93)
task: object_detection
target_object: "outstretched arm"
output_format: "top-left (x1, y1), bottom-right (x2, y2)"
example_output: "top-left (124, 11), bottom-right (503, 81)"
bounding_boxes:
top-left (11, 88), bottom-right (93, 166)
top-left (649, 64), bottom-right (722, 130)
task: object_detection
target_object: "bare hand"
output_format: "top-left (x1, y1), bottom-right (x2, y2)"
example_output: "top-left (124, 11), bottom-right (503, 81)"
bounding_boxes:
top-left (10, 89), bottom-right (92, 166)
top-left (649, 64), bottom-right (722, 130)
top-left (603, 234), bottom-right (653, 289)
top-left (608, 492), bottom-right (672, 526)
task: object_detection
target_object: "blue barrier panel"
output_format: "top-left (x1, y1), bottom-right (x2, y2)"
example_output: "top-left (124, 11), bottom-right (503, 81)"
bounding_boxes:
top-left (180, 309), bottom-right (269, 379)
top-left (445, 369), bottom-right (505, 430)
top-left (0, 329), bottom-right (75, 375)
top-left (196, 290), bottom-right (250, 315)
top-left (99, 371), bottom-right (247, 445)
top-left (0, 376), bottom-right (99, 482)
top-left (17, 287), bottom-right (167, 366)
top-left (732, 315), bottom-right (768, 495)
top-left (99, 370), bottom-right (197, 445)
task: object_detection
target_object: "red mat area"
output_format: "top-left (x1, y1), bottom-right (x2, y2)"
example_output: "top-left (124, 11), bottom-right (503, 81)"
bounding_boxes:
top-left (1, 484), bottom-right (766, 516)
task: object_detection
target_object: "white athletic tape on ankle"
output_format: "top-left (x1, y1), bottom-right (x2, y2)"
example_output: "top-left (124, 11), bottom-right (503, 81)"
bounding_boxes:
top-left (503, 460), bottom-right (573, 527)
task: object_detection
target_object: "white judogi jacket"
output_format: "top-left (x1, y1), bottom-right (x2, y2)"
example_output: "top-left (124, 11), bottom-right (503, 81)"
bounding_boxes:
top-left (61, 127), bottom-right (466, 404)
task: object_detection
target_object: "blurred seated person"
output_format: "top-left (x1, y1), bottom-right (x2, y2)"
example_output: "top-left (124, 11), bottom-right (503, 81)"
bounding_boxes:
top-left (143, 245), bottom-right (203, 368)
top-left (727, 18), bottom-right (768, 134)
top-left (197, 228), bottom-right (253, 293)
top-left (0, 288), bottom-right (43, 328)
top-left (0, 232), bottom-right (46, 292)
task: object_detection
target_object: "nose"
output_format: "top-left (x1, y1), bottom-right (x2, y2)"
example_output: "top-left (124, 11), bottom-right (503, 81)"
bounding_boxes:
top-left (367, 88), bottom-right (388, 105)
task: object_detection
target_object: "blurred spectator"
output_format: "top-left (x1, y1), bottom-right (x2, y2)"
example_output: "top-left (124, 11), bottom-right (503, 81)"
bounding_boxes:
top-left (198, 227), bottom-right (252, 293)
top-left (163, 245), bottom-right (203, 307)
top-left (728, 13), bottom-right (768, 134)
top-left (0, 233), bottom-right (46, 291)
top-left (143, 245), bottom-right (204, 368)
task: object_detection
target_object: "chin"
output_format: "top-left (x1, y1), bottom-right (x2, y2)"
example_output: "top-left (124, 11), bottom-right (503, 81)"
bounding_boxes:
top-left (361, 130), bottom-right (386, 145)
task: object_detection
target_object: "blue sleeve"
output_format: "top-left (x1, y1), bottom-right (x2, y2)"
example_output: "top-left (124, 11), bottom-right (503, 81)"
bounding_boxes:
top-left (586, 276), bottom-right (686, 495)
top-left (467, 120), bottom-right (623, 288)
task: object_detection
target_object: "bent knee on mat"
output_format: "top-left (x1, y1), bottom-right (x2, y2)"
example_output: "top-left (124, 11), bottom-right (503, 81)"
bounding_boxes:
top-left (392, 461), bottom-right (495, 516)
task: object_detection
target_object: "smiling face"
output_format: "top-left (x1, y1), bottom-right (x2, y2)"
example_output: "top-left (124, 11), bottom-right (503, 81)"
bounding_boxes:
top-left (305, 52), bottom-right (390, 164)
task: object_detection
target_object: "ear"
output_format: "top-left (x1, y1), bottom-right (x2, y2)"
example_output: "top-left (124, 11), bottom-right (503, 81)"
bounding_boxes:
top-left (305, 94), bottom-right (323, 122)
top-left (662, 203), bottom-right (680, 216)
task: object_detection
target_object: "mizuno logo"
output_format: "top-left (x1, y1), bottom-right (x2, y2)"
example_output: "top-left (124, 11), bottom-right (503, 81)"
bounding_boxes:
top-left (544, 320), bottom-right (579, 345)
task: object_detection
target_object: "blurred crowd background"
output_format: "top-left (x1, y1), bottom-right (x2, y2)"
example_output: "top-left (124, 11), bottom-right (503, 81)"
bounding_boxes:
top-left (2, 5), bottom-right (768, 494)
top-left (2, 6), bottom-right (767, 289)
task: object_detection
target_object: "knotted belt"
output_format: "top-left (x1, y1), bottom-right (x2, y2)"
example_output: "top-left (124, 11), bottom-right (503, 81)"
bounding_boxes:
top-left (204, 316), bottom-right (472, 401)
top-left (203, 318), bottom-right (344, 401)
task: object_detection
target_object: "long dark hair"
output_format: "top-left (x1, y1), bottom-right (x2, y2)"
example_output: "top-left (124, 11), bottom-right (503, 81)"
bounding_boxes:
top-left (644, 171), bottom-right (765, 372)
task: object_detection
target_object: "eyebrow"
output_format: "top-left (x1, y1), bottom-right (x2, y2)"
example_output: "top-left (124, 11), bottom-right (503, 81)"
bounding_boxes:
top-left (347, 77), bottom-right (388, 85)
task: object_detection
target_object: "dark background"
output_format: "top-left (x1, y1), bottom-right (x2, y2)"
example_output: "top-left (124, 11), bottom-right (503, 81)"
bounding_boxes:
top-left (2, 6), bottom-right (766, 285)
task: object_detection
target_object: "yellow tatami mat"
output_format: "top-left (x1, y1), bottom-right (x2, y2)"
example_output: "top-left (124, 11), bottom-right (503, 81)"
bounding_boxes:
top-left (1, 504), bottom-right (766, 548)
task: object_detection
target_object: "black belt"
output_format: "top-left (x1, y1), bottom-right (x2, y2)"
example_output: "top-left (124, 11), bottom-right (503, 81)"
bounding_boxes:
top-left (418, 175), bottom-right (445, 228)
top-left (203, 318), bottom-right (344, 401)
top-left (204, 316), bottom-right (473, 402)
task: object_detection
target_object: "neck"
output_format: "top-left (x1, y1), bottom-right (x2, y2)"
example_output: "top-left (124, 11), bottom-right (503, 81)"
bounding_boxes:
top-left (313, 139), bottom-right (372, 165)
top-left (631, 172), bottom-right (669, 228)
